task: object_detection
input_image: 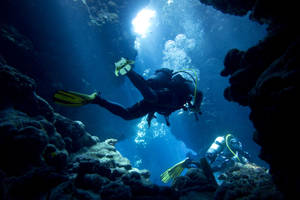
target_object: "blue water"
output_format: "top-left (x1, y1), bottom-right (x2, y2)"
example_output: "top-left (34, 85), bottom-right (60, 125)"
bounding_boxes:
top-left (115, 0), bottom-right (268, 185)
top-left (38, 0), bottom-right (268, 185)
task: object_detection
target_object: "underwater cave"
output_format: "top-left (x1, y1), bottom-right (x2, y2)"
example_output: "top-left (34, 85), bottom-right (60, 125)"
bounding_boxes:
top-left (0, 0), bottom-right (299, 199)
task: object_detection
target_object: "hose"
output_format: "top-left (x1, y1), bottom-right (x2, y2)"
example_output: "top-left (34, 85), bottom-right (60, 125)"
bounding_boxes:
top-left (172, 69), bottom-right (198, 104)
top-left (225, 134), bottom-right (241, 162)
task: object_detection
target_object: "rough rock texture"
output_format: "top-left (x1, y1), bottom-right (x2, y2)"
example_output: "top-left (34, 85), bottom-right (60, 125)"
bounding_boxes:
top-left (0, 64), bottom-right (95, 199)
top-left (215, 163), bottom-right (283, 200)
top-left (71, 0), bottom-right (148, 59)
top-left (0, 0), bottom-right (147, 82)
top-left (199, 0), bottom-right (298, 25)
top-left (199, 0), bottom-right (256, 16)
top-left (0, 56), bottom-right (284, 200)
top-left (67, 139), bottom-right (178, 200)
top-left (0, 0), bottom-right (143, 69)
top-left (0, 0), bottom-right (294, 198)
top-left (0, 64), bottom-right (182, 200)
top-left (199, 0), bottom-right (300, 197)
top-left (0, 0), bottom-right (149, 142)
top-left (171, 158), bottom-right (218, 200)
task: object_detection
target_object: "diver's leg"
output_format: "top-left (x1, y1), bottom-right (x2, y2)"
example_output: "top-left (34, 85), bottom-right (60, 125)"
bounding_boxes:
top-left (93, 97), bottom-right (152, 120)
top-left (126, 70), bottom-right (158, 102)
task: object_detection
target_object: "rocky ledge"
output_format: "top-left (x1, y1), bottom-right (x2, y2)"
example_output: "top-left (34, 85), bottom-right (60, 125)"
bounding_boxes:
top-left (198, 0), bottom-right (300, 197)
top-left (0, 57), bottom-right (283, 200)
top-left (0, 64), bottom-right (177, 200)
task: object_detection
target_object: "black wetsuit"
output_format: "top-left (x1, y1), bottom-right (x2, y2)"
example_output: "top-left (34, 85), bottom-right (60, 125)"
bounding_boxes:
top-left (93, 68), bottom-right (203, 124)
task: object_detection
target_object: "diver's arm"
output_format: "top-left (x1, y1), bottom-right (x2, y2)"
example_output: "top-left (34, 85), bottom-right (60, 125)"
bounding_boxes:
top-left (193, 90), bottom-right (203, 112)
top-left (239, 150), bottom-right (251, 163)
top-left (187, 82), bottom-right (203, 114)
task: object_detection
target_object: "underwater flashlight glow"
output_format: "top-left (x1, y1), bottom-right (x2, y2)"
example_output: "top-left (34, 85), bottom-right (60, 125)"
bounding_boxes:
top-left (132, 8), bottom-right (156, 38)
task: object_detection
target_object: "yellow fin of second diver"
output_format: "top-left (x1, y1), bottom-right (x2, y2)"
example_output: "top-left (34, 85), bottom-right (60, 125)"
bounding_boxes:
top-left (53, 90), bottom-right (97, 107)
top-left (160, 158), bottom-right (188, 183)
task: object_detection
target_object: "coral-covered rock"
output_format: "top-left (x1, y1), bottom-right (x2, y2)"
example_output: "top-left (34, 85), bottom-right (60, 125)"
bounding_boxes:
top-left (5, 167), bottom-right (68, 200)
top-left (0, 65), bottom-right (36, 106)
top-left (0, 170), bottom-right (5, 200)
top-left (220, 25), bottom-right (300, 197)
top-left (250, 0), bottom-right (299, 25)
top-left (199, 0), bottom-right (255, 16)
top-left (172, 167), bottom-right (217, 194)
top-left (76, 158), bottom-right (112, 178)
top-left (221, 48), bottom-right (245, 77)
top-left (199, 0), bottom-right (299, 25)
top-left (0, 108), bottom-right (49, 175)
top-left (171, 159), bottom-right (218, 200)
top-left (39, 119), bottom-right (66, 150)
top-left (201, 0), bottom-right (300, 196)
top-left (0, 54), bottom-right (6, 66)
top-left (0, 63), bottom-right (184, 200)
top-left (186, 168), bottom-right (209, 186)
top-left (248, 39), bottom-right (300, 197)
top-left (73, 139), bottom-right (132, 171)
top-left (54, 113), bottom-right (97, 152)
top-left (22, 93), bottom-right (55, 122)
top-left (49, 181), bottom-right (101, 200)
top-left (215, 163), bottom-right (284, 200)
top-left (221, 27), bottom-right (299, 106)
top-left (43, 144), bottom-right (69, 170)
top-left (122, 171), bottom-right (157, 196)
top-left (69, 139), bottom-right (181, 199)
top-left (172, 176), bottom-right (192, 191)
top-left (71, 139), bottom-right (151, 182)
top-left (139, 169), bottom-right (151, 179)
top-left (0, 0), bottom-right (144, 104)
top-left (0, 64), bottom-right (55, 121)
top-left (75, 173), bottom-right (109, 192)
top-left (101, 181), bottom-right (132, 200)
top-left (0, 24), bottom-right (34, 68)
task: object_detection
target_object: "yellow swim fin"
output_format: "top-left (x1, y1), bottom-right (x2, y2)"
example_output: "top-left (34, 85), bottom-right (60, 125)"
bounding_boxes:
top-left (115, 57), bottom-right (134, 76)
top-left (53, 90), bottom-right (98, 107)
top-left (160, 158), bottom-right (188, 183)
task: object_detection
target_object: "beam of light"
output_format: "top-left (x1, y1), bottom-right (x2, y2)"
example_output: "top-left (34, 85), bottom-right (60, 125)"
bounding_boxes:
top-left (167, 0), bottom-right (174, 5)
top-left (132, 8), bottom-right (156, 38)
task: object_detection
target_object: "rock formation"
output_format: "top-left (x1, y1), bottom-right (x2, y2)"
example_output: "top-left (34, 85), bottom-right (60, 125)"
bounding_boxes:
top-left (0, 64), bottom-right (178, 199)
top-left (215, 163), bottom-right (283, 200)
top-left (0, 0), bottom-right (149, 141)
top-left (0, 0), bottom-right (296, 198)
top-left (200, 0), bottom-right (300, 197)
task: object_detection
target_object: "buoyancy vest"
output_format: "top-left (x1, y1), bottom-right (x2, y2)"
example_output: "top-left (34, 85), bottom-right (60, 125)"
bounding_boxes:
top-left (147, 68), bottom-right (174, 90)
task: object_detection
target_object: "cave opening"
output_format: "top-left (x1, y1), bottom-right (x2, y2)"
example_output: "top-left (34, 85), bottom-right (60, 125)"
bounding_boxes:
top-left (116, 0), bottom-right (268, 185)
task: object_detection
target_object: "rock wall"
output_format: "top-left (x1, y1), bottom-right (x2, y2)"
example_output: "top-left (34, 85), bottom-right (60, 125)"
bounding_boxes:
top-left (0, 31), bottom-right (284, 200)
top-left (0, 0), bottom-right (147, 91)
top-left (0, 64), bottom-right (178, 199)
top-left (199, 0), bottom-right (300, 197)
top-left (215, 163), bottom-right (283, 200)
top-left (0, 0), bottom-right (149, 141)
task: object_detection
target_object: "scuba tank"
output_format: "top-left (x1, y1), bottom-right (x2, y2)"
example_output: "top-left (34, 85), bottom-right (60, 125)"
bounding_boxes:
top-left (147, 68), bottom-right (174, 89)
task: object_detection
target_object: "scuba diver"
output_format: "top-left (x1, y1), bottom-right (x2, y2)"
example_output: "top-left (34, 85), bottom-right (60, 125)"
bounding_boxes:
top-left (53, 57), bottom-right (203, 127)
top-left (160, 133), bottom-right (251, 183)
top-left (205, 133), bottom-right (250, 172)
